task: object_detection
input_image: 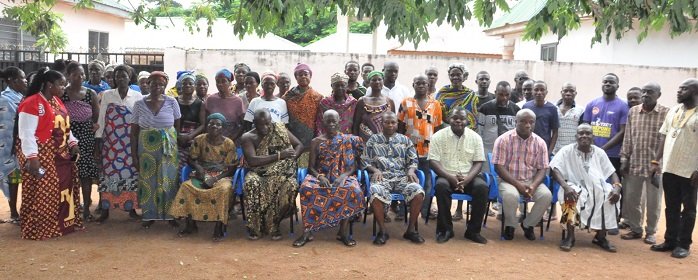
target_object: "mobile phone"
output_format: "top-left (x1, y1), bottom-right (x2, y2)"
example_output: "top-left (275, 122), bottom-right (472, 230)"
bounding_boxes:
top-left (37, 167), bottom-right (46, 178)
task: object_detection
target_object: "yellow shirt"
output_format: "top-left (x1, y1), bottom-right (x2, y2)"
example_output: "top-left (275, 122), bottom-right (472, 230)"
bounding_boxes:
top-left (428, 127), bottom-right (485, 174)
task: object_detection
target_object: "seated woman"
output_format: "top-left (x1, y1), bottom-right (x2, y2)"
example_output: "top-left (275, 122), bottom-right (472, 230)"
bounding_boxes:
top-left (293, 110), bottom-right (365, 247)
top-left (170, 113), bottom-right (238, 241)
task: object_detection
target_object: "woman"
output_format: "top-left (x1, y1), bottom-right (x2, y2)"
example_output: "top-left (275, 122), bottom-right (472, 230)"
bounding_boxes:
top-left (63, 61), bottom-right (100, 221)
top-left (232, 63), bottom-right (250, 96)
top-left (103, 64), bottom-right (116, 89)
top-left (0, 67), bottom-right (27, 224)
top-left (170, 113), bottom-right (237, 241)
top-left (195, 74), bottom-right (209, 100)
top-left (176, 73), bottom-right (204, 170)
top-left (435, 63), bottom-right (478, 129)
top-left (243, 72), bottom-right (288, 128)
top-left (282, 63), bottom-right (323, 167)
top-left (82, 60), bottom-right (110, 94)
top-left (276, 72), bottom-right (291, 97)
top-left (16, 67), bottom-right (82, 240)
top-left (199, 69), bottom-right (245, 142)
top-left (131, 71), bottom-right (181, 228)
top-left (95, 64), bottom-right (143, 223)
top-left (316, 72), bottom-right (357, 135)
top-left (353, 71), bottom-right (394, 142)
top-left (239, 72), bottom-right (260, 111)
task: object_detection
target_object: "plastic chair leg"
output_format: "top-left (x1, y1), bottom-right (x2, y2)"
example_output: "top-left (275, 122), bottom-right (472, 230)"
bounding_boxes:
top-left (425, 196), bottom-right (433, 225)
top-left (546, 202), bottom-right (554, 231)
top-left (403, 202), bottom-right (409, 225)
top-left (289, 211), bottom-right (294, 235)
top-left (240, 195), bottom-right (247, 222)
top-left (483, 201), bottom-right (491, 228)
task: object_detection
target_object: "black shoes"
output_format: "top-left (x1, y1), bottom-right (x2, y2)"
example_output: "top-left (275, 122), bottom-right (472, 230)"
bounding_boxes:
top-left (503, 226), bottom-right (515, 240)
top-left (403, 231), bottom-right (425, 244)
top-left (521, 224), bottom-right (536, 241)
top-left (671, 247), bottom-right (691, 258)
top-left (436, 231), bottom-right (455, 243)
top-left (651, 242), bottom-right (690, 258)
top-left (464, 231), bottom-right (488, 244)
top-left (650, 242), bottom-right (676, 252)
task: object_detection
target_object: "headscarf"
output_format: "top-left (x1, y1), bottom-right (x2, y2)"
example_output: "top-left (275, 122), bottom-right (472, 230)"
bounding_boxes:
top-left (176, 73), bottom-right (196, 91)
top-left (367, 70), bottom-right (384, 81)
top-left (195, 73), bottom-right (208, 83)
top-left (176, 70), bottom-right (193, 80)
top-left (148, 71), bottom-right (169, 84)
top-left (207, 112), bottom-right (227, 123)
top-left (105, 64), bottom-right (115, 72)
top-left (216, 68), bottom-right (233, 81)
top-left (448, 63), bottom-right (468, 75)
top-left (261, 71), bottom-right (277, 82)
top-left (330, 72), bottom-right (349, 84)
top-left (138, 71), bottom-right (150, 81)
top-left (294, 63), bottom-right (312, 76)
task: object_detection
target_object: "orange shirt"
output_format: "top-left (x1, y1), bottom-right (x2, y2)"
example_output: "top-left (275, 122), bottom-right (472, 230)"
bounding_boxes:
top-left (398, 97), bottom-right (443, 157)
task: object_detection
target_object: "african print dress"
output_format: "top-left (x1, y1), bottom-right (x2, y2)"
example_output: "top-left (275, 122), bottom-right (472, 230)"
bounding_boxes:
top-left (299, 133), bottom-right (364, 231)
top-left (283, 87), bottom-right (323, 167)
top-left (358, 102), bottom-right (390, 142)
top-left (435, 85), bottom-right (479, 130)
top-left (244, 123), bottom-right (298, 236)
top-left (315, 94), bottom-right (357, 135)
top-left (99, 103), bottom-right (139, 210)
top-left (62, 89), bottom-right (99, 179)
top-left (170, 134), bottom-right (237, 224)
top-left (17, 94), bottom-right (82, 240)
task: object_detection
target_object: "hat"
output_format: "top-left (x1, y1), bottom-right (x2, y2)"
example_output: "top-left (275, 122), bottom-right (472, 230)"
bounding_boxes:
top-left (138, 71), bottom-right (150, 81)
top-left (330, 72), bottom-right (349, 84)
top-left (148, 71), bottom-right (169, 84)
top-left (294, 63), bottom-right (312, 76)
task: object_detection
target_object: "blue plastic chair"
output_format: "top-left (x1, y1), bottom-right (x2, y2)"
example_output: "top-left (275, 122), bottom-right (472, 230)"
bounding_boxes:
top-left (180, 165), bottom-right (192, 182)
top-left (365, 170), bottom-right (425, 238)
top-left (425, 169), bottom-right (491, 229)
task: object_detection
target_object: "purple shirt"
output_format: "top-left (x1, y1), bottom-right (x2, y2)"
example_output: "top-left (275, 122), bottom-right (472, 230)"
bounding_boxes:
top-left (582, 96), bottom-right (628, 158)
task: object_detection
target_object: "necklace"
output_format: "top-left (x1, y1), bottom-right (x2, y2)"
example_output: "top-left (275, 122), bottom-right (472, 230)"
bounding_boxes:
top-left (671, 106), bottom-right (696, 138)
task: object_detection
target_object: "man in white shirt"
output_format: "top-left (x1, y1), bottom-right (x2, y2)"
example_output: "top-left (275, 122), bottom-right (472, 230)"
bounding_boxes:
top-left (366, 62), bottom-right (412, 113)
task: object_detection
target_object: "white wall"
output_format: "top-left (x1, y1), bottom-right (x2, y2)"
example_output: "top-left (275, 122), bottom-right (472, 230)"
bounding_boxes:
top-left (54, 2), bottom-right (127, 52)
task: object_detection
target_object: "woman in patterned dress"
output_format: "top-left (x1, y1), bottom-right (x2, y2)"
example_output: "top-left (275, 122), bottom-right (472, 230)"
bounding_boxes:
top-left (435, 63), bottom-right (479, 129)
top-left (16, 67), bottom-right (82, 240)
top-left (353, 71), bottom-right (395, 142)
top-left (63, 61), bottom-right (100, 221)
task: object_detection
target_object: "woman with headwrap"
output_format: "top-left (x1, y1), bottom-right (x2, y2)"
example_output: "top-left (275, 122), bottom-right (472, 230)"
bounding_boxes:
top-left (137, 71), bottom-right (150, 96)
top-left (166, 71), bottom-right (194, 98)
top-left (83, 60), bottom-right (110, 94)
top-left (176, 73), bottom-right (204, 170)
top-left (231, 62), bottom-right (251, 96)
top-left (243, 71), bottom-right (288, 131)
top-left (239, 71), bottom-right (261, 111)
top-left (103, 64), bottom-right (116, 89)
top-left (131, 71), bottom-right (182, 228)
top-left (170, 113), bottom-right (238, 241)
top-left (195, 74), bottom-right (209, 100)
top-left (316, 72), bottom-right (357, 135)
top-left (435, 63), bottom-right (478, 129)
top-left (353, 70), bottom-right (395, 142)
top-left (282, 63), bottom-right (323, 167)
top-left (198, 69), bottom-right (245, 141)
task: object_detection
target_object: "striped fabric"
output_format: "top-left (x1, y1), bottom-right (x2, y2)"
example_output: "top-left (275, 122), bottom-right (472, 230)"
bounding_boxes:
top-left (492, 129), bottom-right (549, 181)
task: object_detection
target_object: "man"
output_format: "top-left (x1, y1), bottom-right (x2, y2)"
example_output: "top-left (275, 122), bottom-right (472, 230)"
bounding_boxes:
top-left (477, 81), bottom-right (519, 161)
top-left (511, 70), bottom-right (529, 103)
top-left (366, 62), bottom-right (412, 113)
top-left (619, 82), bottom-right (669, 245)
top-left (475, 71), bottom-right (495, 104)
top-left (363, 111), bottom-right (426, 245)
top-left (516, 79), bottom-right (535, 108)
top-left (492, 109), bottom-right (552, 241)
top-left (650, 78), bottom-right (698, 258)
top-left (554, 82), bottom-right (584, 154)
top-left (523, 81), bottom-right (559, 154)
top-left (425, 66), bottom-right (439, 96)
top-left (345, 61), bottom-right (367, 100)
top-left (626, 87), bottom-right (642, 108)
top-left (360, 62), bottom-right (375, 88)
top-left (550, 124), bottom-right (622, 252)
top-left (430, 107), bottom-right (489, 244)
top-left (398, 74), bottom-right (443, 219)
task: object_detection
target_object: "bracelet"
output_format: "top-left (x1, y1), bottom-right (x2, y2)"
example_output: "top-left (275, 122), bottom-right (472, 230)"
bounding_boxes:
top-left (650, 160), bottom-right (659, 165)
top-left (612, 182), bottom-right (622, 189)
top-left (277, 152), bottom-right (281, 161)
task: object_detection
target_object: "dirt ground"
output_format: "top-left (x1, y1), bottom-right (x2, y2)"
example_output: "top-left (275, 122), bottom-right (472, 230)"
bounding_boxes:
top-left (0, 187), bottom-right (697, 280)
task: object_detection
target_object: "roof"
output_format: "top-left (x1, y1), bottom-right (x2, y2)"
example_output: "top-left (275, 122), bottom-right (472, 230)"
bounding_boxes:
top-left (489, 0), bottom-right (547, 29)
top-left (62, 0), bottom-right (132, 18)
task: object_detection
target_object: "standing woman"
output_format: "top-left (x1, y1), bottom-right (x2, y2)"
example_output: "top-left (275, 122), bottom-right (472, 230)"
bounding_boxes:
top-left (283, 63), bottom-right (323, 167)
top-left (353, 71), bottom-right (395, 142)
top-left (435, 63), bottom-right (478, 129)
top-left (240, 71), bottom-right (261, 111)
top-left (199, 69), bottom-right (245, 142)
top-left (82, 60), bottom-right (110, 95)
top-left (63, 61), bottom-right (100, 221)
top-left (131, 71), bottom-right (182, 228)
top-left (103, 64), bottom-right (116, 89)
top-left (195, 74), bottom-right (209, 100)
top-left (232, 63), bottom-right (251, 96)
top-left (0, 67), bottom-right (27, 223)
top-left (95, 64), bottom-right (143, 223)
top-left (16, 67), bottom-right (82, 240)
top-left (176, 73), bottom-right (204, 170)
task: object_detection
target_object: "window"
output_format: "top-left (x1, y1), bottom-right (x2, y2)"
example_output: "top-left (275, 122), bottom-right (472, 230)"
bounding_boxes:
top-left (540, 42), bottom-right (558, 61)
top-left (0, 18), bottom-right (37, 49)
top-left (88, 31), bottom-right (109, 53)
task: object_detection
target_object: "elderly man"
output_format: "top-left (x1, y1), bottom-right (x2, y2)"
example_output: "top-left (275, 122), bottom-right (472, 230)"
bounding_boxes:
top-left (619, 82), bottom-right (669, 244)
top-left (650, 78), bottom-right (698, 258)
top-left (511, 70), bottom-right (529, 103)
top-left (430, 107), bottom-right (489, 244)
top-left (366, 62), bottom-right (412, 113)
top-left (551, 124), bottom-right (622, 252)
top-left (239, 108), bottom-right (304, 240)
top-left (492, 109), bottom-right (552, 241)
top-left (363, 111), bottom-right (425, 245)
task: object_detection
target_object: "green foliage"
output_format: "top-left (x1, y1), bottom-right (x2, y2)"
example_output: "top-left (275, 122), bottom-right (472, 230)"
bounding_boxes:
top-left (273, 6), bottom-right (338, 46)
top-left (349, 21), bottom-right (372, 34)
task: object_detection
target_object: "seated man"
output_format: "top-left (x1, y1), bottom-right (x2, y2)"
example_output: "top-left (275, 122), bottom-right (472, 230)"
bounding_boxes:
top-left (550, 124), bottom-right (621, 252)
top-left (430, 107), bottom-right (489, 244)
top-left (170, 113), bottom-right (238, 241)
top-left (492, 109), bottom-right (552, 241)
top-left (363, 111), bottom-right (425, 245)
top-left (293, 110), bottom-right (365, 247)
top-left (239, 108), bottom-right (304, 240)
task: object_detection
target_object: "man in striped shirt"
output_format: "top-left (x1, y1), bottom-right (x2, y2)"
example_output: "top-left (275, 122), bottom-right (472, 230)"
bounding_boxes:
top-left (492, 109), bottom-right (552, 241)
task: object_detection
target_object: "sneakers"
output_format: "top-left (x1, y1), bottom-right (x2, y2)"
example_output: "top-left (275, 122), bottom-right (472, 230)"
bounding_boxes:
top-left (644, 234), bottom-right (657, 245)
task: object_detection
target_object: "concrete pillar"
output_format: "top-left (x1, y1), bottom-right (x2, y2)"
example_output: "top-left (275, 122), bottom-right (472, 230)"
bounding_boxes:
top-left (502, 37), bottom-right (516, 60)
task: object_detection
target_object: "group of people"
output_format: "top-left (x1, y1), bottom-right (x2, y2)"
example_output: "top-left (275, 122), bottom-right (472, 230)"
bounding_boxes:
top-left (1, 59), bottom-right (697, 259)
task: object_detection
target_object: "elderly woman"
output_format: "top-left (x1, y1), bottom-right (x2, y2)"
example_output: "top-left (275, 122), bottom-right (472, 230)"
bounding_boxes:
top-left (435, 63), bottom-right (478, 129)
top-left (176, 73), bottom-right (204, 170)
top-left (170, 113), bottom-right (238, 241)
top-left (17, 68), bottom-right (82, 240)
top-left (103, 64), bottom-right (116, 89)
top-left (195, 74), bottom-right (209, 100)
top-left (0, 66), bottom-right (27, 224)
top-left (131, 71), bottom-right (182, 228)
top-left (137, 71), bottom-right (150, 96)
top-left (96, 64), bottom-right (143, 223)
top-left (353, 70), bottom-right (395, 142)
top-left (316, 72), bottom-right (357, 135)
top-left (243, 72), bottom-right (289, 129)
top-left (199, 69), bottom-right (245, 141)
top-left (62, 61), bottom-right (100, 221)
top-left (239, 71), bottom-right (261, 110)
top-left (83, 60), bottom-right (110, 94)
top-left (283, 63), bottom-right (323, 167)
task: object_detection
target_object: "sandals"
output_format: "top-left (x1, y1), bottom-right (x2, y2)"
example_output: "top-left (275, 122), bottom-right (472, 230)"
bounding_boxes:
top-left (5, 217), bottom-right (20, 225)
top-left (177, 224), bottom-right (199, 237)
top-left (373, 231), bottom-right (390, 246)
top-left (452, 213), bottom-right (464, 221)
top-left (129, 209), bottom-right (140, 219)
top-left (83, 214), bottom-right (95, 223)
top-left (559, 238), bottom-right (576, 252)
top-left (271, 231), bottom-right (283, 241)
top-left (292, 234), bottom-right (314, 247)
top-left (141, 220), bottom-right (155, 229)
top-left (213, 223), bottom-right (227, 242)
top-left (592, 237), bottom-right (617, 253)
top-left (338, 235), bottom-right (357, 247)
top-left (95, 211), bottom-right (109, 224)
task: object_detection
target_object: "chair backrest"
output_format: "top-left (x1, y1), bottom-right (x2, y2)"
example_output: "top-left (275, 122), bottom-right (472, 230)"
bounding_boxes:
top-left (180, 165), bottom-right (192, 183)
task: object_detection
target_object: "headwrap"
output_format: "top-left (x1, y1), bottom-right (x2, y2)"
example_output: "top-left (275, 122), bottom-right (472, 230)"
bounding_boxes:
top-left (138, 71), bottom-right (150, 81)
top-left (176, 70), bottom-right (194, 80)
top-left (330, 72), bottom-right (349, 84)
top-left (195, 73), bottom-right (208, 83)
top-left (105, 64), bottom-right (115, 72)
top-left (148, 71), bottom-right (169, 84)
top-left (261, 71), bottom-right (277, 82)
top-left (448, 63), bottom-right (468, 75)
top-left (176, 73), bottom-right (196, 91)
top-left (367, 70), bottom-right (384, 81)
top-left (294, 63), bottom-right (312, 76)
top-left (207, 112), bottom-right (227, 123)
top-left (216, 68), bottom-right (233, 81)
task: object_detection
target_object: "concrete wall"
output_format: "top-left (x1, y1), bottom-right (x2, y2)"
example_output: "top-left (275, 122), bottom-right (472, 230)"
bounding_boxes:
top-left (53, 2), bottom-right (127, 52)
top-left (165, 48), bottom-right (698, 107)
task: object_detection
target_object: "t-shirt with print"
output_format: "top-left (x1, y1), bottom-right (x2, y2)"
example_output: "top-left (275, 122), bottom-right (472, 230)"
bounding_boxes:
top-left (477, 99), bottom-right (519, 153)
top-left (582, 96), bottom-right (628, 158)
